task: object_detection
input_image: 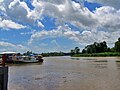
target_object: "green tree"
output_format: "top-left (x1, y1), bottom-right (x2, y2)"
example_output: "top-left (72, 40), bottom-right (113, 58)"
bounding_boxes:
top-left (82, 41), bottom-right (108, 54)
top-left (100, 41), bottom-right (107, 52)
top-left (70, 49), bottom-right (75, 56)
top-left (115, 38), bottom-right (120, 52)
top-left (82, 49), bottom-right (86, 54)
top-left (23, 51), bottom-right (32, 56)
top-left (74, 47), bottom-right (80, 54)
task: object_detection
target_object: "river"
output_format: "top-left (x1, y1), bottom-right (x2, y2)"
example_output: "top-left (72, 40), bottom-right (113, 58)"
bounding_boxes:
top-left (8, 56), bottom-right (120, 90)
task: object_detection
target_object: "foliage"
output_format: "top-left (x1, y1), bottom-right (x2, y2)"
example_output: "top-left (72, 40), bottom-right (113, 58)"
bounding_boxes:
top-left (82, 41), bottom-right (108, 54)
top-left (73, 52), bottom-right (120, 57)
top-left (115, 38), bottom-right (120, 52)
top-left (41, 52), bottom-right (65, 57)
top-left (71, 37), bottom-right (120, 57)
top-left (70, 47), bottom-right (80, 56)
top-left (23, 51), bottom-right (37, 56)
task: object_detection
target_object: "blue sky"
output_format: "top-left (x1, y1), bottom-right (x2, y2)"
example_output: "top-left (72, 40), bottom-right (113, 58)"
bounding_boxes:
top-left (0, 0), bottom-right (120, 53)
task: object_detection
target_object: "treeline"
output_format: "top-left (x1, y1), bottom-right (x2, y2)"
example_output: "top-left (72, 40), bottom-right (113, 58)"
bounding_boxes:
top-left (82, 41), bottom-right (109, 54)
top-left (41, 52), bottom-right (70, 57)
top-left (23, 51), bottom-right (37, 56)
top-left (71, 38), bottom-right (120, 56)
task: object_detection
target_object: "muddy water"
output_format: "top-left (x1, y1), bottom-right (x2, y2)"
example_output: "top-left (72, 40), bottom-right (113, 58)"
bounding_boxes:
top-left (8, 56), bottom-right (120, 90)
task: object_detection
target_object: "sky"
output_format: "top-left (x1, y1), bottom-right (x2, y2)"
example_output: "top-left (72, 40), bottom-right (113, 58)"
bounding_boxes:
top-left (0, 0), bottom-right (120, 53)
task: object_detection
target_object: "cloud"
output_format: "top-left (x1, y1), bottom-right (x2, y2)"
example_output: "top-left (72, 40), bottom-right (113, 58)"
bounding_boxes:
top-left (37, 21), bottom-right (44, 28)
top-left (0, 19), bottom-right (26, 29)
top-left (1, 0), bottom-right (120, 32)
top-left (51, 40), bottom-right (60, 47)
top-left (20, 30), bottom-right (36, 35)
top-left (28, 0), bottom-right (120, 47)
top-left (3, 0), bottom-right (34, 25)
top-left (29, 25), bottom-right (93, 45)
top-left (1, 0), bottom-right (120, 30)
top-left (94, 6), bottom-right (120, 31)
top-left (86, 0), bottom-right (120, 9)
top-left (0, 41), bottom-right (28, 53)
top-left (0, 0), bottom-right (4, 2)
top-left (0, 0), bottom-right (120, 52)
top-left (29, 23), bottom-right (120, 48)
top-left (29, 0), bottom-right (120, 31)
top-left (50, 40), bottom-right (61, 51)
top-left (0, 1), bottom-right (6, 12)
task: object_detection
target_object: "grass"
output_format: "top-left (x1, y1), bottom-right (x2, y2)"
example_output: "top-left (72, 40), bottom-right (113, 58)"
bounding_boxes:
top-left (72, 52), bottom-right (120, 57)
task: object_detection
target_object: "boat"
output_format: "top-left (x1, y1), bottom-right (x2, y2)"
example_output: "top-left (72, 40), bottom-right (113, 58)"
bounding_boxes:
top-left (36, 55), bottom-right (44, 62)
top-left (0, 52), bottom-right (44, 64)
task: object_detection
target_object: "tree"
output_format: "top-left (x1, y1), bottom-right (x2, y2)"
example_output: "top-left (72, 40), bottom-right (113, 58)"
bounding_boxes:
top-left (82, 49), bottom-right (86, 54)
top-left (100, 41), bottom-right (107, 52)
top-left (23, 51), bottom-right (32, 56)
top-left (70, 49), bottom-right (75, 56)
top-left (70, 47), bottom-right (80, 56)
top-left (82, 41), bottom-right (108, 54)
top-left (74, 47), bottom-right (80, 54)
top-left (115, 38), bottom-right (120, 52)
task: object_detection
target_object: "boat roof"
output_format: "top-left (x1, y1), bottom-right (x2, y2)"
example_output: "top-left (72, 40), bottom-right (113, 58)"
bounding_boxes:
top-left (0, 51), bottom-right (18, 54)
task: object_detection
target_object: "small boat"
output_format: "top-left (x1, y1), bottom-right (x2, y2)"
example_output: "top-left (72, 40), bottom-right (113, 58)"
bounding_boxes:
top-left (0, 52), bottom-right (44, 64)
top-left (36, 55), bottom-right (44, 62)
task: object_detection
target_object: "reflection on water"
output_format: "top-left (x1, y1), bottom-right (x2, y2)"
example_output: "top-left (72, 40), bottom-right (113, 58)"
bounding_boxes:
top-left (8, 56), bottom-right (120, 90)
top-left (71, 57), bottom-right (80, 60)
top-left (8, 62), bottom-right (43, 67)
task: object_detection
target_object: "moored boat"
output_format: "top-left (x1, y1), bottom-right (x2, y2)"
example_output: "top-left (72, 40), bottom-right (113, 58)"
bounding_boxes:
top-left (0, 52), bottom-right (44, 64)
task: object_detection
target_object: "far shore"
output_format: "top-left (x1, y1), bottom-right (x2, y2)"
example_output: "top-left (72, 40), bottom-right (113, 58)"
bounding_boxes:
top-left (71, 52), bottom-right (120, 57)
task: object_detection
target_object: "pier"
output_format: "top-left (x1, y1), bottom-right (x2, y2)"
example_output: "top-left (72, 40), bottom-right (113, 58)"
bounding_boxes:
top-left (0, 66), bottom-right (8, 90)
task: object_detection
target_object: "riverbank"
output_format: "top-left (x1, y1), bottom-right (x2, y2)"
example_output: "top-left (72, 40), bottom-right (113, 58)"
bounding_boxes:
top-left (72, 52), bottom-right (120, 57)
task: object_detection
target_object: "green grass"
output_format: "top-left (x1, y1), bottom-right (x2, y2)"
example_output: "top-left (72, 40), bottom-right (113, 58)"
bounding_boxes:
top-left (72, 52), bottom-right (120, 57)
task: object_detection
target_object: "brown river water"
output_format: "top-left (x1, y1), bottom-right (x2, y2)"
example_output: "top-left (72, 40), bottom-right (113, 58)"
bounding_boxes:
top-left (8, 56), bottom-right (120, 90)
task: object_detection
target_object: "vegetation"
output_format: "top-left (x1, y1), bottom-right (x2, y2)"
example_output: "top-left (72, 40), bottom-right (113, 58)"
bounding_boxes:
top-left (73, 52), bottom-right (120, 57)
top-left (115, 38), bottom-right (120, 52)
top-left (82, 41), bottom-right (109, 54)
top-left (23, 51), bottom-right (37, 56)
top-left (70, 47), bottom-right (80, 56)
top-left (41, 52), bottom-right (70, 57)
top-left (71, 38), bottom-right (120, 57)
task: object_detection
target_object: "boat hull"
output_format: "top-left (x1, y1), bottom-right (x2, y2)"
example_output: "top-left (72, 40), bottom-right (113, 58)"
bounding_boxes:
top-left (5, 60), bottom-right (43, 64)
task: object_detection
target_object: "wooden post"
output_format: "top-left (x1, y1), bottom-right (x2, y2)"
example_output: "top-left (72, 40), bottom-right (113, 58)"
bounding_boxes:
top-left (2, 54), bottom-right (6, 67)
top-left (0, 66), bottom-right (8, 90)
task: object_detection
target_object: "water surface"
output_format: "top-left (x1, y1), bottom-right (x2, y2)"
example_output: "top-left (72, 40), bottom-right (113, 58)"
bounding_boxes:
top-left (8, 56), bottom-right (120, 90)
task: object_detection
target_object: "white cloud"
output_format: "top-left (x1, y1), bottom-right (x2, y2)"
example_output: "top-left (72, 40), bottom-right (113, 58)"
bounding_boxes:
top-left (28, 0), bottom-right (120, 32)
top-left (37, 21), bottom-right (44, 28)
top-left (86, 0), bottom-right (120, 9)
top-left (8, 0), bottom-right (18, 9)
top-left (0, 19), bottom-right (26, 29)
top-left (29, 25), bottom-right (93, 45)
top-left (0, 41), bottom-right (28, 53)
top-left (28, 0), bottom-right (120, 47)
top-left (27, 0), bottom-right (44, 20)
top-left (50, 40), bottom-right (61, 51)
top-left (94, 6), bottom-right (120, 31)
top-left (20, 30), bottom-right (36, 35)
top-left (51, 40), bottom-right (60, 47)
top-left (4, 0), bottom-right (33, 24)
top-left (0, 0), bottom-right (3, 3)
top-left (0, 41), bottom-right (14, 47)
top-left (29, 23), bottom-right (120, 48)
top-left (2, 0), bottom-right (120, 32)
top-left (0, 3), bottom-right (6, 12)
top-left (25, 0), bottom-right (96, 31)
top-left (0, 0), bottom-right (120, 52)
